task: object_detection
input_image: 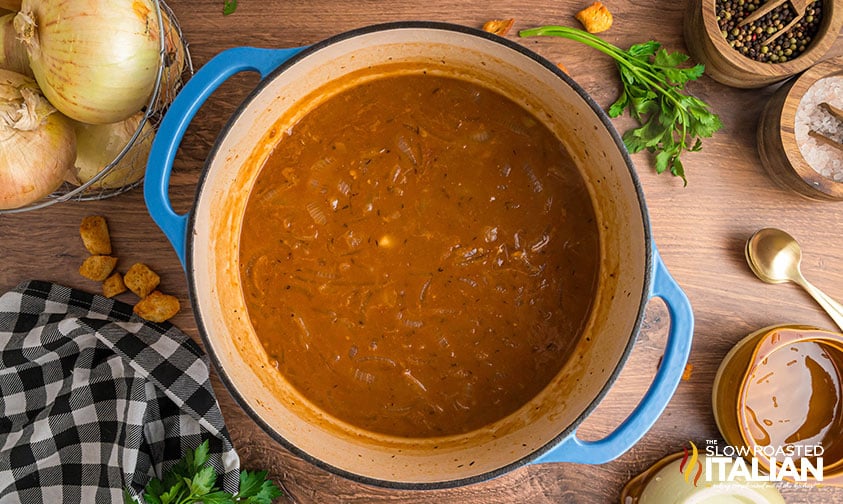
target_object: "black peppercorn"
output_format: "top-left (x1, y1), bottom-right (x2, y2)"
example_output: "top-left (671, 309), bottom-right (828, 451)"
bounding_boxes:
top-left (716, 0), bottom-right (824, 63)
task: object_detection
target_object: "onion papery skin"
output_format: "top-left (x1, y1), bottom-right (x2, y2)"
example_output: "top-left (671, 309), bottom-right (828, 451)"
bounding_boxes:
top-left (158, 7), bottom-right (186, 106)
top-left (0, 14), bottom-right (31, 76)
top-left (0, 70), bottom-right (76, 210)
top-left (72, 112), bottom-right (153, 189)
top-left (15, 0), bottom-right (161, 124)
top-left (0, 1), bottom-right (21, 12)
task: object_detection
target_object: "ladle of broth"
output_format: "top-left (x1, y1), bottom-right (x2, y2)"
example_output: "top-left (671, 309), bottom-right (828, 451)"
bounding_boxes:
top-left (713, 325), bottom-right (843, 486)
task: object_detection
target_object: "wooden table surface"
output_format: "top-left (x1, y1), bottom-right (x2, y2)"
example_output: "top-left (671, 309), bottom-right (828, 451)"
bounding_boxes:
top-left (2, 0), bottom-right (843, 502)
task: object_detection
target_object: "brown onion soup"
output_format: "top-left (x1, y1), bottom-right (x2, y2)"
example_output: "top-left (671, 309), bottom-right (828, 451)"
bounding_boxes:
top-left (239, 71), bottom-right (599, 438)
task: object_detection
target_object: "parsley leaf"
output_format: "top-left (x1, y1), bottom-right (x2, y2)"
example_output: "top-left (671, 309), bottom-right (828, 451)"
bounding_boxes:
top-left (137, 440), bottom-right (282, 504)
top-left (519, 26), bottom-right (722, 185)
top-left (223, 0), bottom-right (237, 16)
top-left (234, 471), bottom-right (283, 503)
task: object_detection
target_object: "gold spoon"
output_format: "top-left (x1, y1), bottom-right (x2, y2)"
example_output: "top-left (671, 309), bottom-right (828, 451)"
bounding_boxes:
top-left (745, 228), bottom-right (843, 331)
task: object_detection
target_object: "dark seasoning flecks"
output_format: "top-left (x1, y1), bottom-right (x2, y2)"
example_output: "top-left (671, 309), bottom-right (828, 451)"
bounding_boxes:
top-left (716, 0), bottom-right (824, 62)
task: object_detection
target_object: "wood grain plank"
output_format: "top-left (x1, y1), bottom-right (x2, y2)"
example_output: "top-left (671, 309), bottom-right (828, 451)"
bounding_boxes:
top-left (1, 1), bottom-right (842, 502)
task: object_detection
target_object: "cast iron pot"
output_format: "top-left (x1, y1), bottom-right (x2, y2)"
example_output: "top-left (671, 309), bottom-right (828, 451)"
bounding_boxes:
top-left (145, 22), bottom-right (694, 489)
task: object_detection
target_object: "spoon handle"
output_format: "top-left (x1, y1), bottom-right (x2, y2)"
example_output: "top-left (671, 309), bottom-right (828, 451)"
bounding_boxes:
top-left (795, 276), bottom-right (843, 332)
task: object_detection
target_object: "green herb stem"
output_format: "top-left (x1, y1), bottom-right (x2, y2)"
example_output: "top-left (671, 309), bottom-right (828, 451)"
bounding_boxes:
top-left (519, 25), bottom-right (722, 184)
top-left (521, 26), bottom-right (688, 107)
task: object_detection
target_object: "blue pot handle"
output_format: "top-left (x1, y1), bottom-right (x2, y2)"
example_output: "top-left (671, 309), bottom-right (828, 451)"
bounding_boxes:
top-left (535, 246), bottom-right (693, 464)
top-left (144, 46), bottom-right (306, 268)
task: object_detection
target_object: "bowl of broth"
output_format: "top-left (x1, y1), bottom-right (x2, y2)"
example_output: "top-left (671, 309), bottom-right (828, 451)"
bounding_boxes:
top-left (713, 324), bottom-right (843, 486)
top-left (144, 22), bottom-right (694, 487)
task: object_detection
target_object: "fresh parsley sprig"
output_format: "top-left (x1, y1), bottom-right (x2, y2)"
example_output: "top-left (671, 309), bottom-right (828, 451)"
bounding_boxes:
top-left (223, 0), bottom-right (237, 16)
top-left (519, 26), bottom-right (723, 185)
top-left (133, 440), bottom-right (282, 504)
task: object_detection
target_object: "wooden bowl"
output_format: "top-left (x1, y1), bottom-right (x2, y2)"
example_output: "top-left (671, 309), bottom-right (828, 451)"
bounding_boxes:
top-left (758, 56), bottom-right (843, 200)
top-left (684, 0), bottom-right (843, 88)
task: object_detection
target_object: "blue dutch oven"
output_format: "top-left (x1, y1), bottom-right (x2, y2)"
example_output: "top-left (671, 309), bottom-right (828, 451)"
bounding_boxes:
top-left (145, 22), bottom-right (693, 489)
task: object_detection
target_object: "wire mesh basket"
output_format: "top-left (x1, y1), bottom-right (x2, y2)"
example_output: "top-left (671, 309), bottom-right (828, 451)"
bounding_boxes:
top-left (0, 0), bottom-right (193, 214)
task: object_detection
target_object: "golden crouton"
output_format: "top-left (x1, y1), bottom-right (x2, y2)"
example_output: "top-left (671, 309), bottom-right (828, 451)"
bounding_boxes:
top-left (124, 263), bottom-right (160, 299)
top-left (575, 2), bottom-right (613, 33)
top-left (482, 18), bottom-right (515, 37)
top-left (133, 291), bottom-right (180, 323)
top-left (79, 255), bottom-right (118, 281)
top-left (102, 272), bottom-right (127, 298)
top-left (79, 215), bottom-right (112, 255)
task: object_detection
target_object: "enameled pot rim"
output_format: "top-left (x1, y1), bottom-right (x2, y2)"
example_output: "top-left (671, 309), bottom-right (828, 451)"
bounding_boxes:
top-left (184, 20), bottom-right (653, 489)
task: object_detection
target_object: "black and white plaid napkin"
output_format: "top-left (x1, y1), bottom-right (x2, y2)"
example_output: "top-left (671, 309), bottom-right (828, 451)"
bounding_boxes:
top-left (0, 280), bottom-right (239, 503)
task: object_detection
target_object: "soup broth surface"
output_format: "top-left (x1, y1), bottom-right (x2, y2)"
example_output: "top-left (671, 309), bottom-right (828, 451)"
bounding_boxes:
top-left (239, 71), bottom-right (600, 437)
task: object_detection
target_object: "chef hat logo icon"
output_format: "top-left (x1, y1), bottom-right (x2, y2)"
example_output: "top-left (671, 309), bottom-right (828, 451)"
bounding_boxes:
top-left (679, 441), bottom-right (703, 487)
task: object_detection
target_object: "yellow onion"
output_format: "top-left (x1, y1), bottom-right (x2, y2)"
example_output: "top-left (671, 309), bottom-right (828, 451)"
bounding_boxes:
top-left (14, 0), bottom-right (162, 124)
top-left (71, 112), bottom-right (154, 189)
top-left (0, 69), bottom-right (75, 210)
top-left (0, 14), bottom-right (31, 76)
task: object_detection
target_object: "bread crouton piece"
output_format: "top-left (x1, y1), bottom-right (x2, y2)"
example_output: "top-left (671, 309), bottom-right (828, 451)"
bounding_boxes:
top-left (79, 255), bottom-right (118, 281)
top-left (482, 18), bottom-right (515, 37)
top-left (133, 291), bottom-right (180, 323)
top-left (124, 263), bottom-right (161, 299)
top-left (79, 215), bottom-right (112, 255)
top-left (102, 272), bottom-right (127, 298)
top-left (575, 2), bottom-right (613, 33)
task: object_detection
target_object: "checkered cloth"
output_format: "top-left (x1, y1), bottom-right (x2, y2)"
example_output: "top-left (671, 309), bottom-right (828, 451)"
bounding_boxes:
top-left (0, 280), bottom-right (239, 503)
